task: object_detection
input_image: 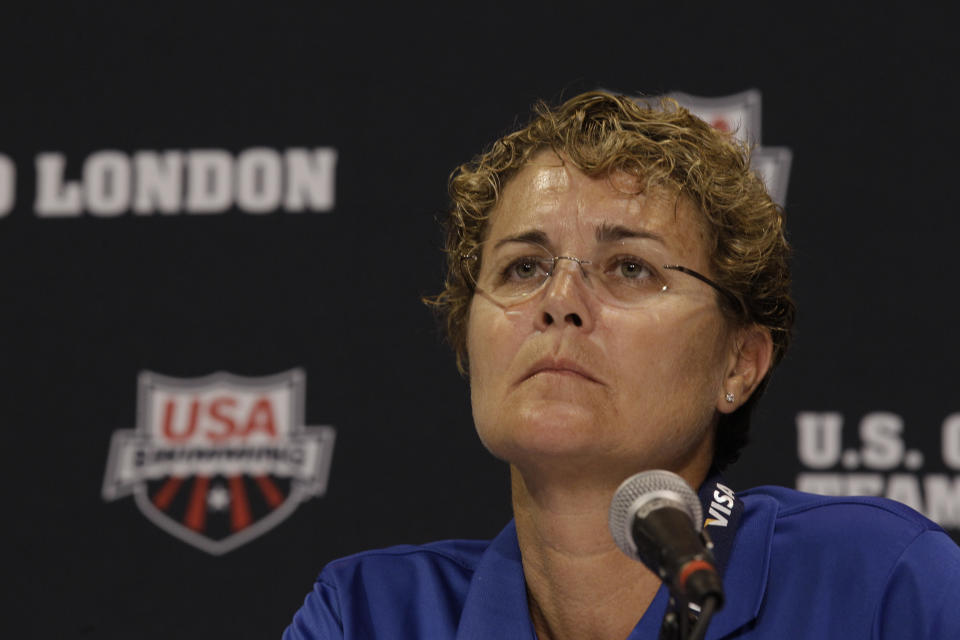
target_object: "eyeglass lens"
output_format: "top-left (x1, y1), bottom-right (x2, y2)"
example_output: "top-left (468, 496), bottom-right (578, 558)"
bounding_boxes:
top-left (468, 241), bottom-right (682, 309)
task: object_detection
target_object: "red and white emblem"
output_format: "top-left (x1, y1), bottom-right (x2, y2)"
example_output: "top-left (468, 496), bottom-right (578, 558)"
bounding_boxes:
top-left (668, 89), bottom-right (764, 144)
top-left (102, 369), bottom-right (335, 555)
top-left (667, 89), bottom-right (793, 207)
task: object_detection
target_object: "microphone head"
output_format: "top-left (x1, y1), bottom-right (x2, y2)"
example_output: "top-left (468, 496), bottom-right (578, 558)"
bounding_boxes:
top-left (608, 470), bottom-right (703, 560)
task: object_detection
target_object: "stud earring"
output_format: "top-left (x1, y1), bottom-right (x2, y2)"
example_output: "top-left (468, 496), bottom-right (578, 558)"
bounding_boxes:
top-left (725, 392), bottom-right (735, 403)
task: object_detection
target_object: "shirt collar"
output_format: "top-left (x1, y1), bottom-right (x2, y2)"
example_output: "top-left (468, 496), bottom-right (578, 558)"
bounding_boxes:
top-left (705, 490), bottom-right (776, 638)
top-left (455, 520), bottom-right (535, 640)
top-left (455, 487), bottom-right (776, 639)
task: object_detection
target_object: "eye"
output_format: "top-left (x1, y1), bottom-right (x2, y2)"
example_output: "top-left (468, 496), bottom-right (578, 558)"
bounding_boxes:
top-left (618, 259), bottom-right (649, 278)
top-left (609, 256), bottom-right (654, 281)
top-left (505, 256), bottom-right (546, 280)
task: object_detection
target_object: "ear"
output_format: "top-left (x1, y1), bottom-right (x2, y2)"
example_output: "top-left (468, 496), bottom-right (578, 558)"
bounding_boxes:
top-left (717, 325), bottom-right (774, 414)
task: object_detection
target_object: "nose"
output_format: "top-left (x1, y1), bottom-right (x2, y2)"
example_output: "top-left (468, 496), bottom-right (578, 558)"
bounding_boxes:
top-left (533, 259), bottom-right (595, 332)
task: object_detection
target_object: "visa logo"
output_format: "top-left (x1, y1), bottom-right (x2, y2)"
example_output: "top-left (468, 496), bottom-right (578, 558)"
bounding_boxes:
top-left (704, 482), bottom-right (736, 527)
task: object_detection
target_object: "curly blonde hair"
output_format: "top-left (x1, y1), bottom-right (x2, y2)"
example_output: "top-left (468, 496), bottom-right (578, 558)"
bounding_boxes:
top-left (427, 91), bottom-right (794, 469)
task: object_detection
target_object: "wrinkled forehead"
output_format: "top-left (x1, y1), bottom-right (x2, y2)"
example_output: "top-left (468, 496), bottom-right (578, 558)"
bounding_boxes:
top-left (486, 151), bottom-right (708, 253)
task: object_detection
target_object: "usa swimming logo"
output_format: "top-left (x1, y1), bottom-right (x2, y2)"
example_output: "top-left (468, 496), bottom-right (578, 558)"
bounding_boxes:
top-left (618, 89), bottom-right (793, 207)
top-left (667, 89), bottom-right (793, 208)
top-left (102, 369), bottom-right (335, 555)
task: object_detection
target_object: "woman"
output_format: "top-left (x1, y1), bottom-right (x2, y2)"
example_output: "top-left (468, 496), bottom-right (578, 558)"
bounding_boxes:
top-left (285, 92), bottom-right (960, 639)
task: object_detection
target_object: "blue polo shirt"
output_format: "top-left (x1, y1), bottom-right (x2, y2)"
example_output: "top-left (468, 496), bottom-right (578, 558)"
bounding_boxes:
top-left (284, 486), bottom-right (960, 639)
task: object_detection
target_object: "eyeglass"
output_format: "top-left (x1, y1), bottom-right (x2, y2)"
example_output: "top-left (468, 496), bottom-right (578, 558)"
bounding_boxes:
top-left (460, 240), bottom-right (741, 312)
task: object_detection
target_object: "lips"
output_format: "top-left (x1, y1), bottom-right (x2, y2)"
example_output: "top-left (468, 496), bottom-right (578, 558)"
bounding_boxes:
top-left (522, 357), bottom-right (601, 384)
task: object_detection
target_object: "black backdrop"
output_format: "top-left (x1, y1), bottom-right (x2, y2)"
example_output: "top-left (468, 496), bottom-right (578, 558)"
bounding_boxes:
top-left (2, 3), bottom-right (958, 638)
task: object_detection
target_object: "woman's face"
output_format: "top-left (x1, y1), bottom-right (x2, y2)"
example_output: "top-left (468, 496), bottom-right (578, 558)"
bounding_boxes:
top-left (466, 152), bottom-right (739, 483)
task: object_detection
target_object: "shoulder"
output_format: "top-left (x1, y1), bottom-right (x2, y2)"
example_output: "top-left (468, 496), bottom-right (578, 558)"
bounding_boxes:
top-left (284, 538), bottom-right (490, 640)
top-left (739, 484), bottom-right (956, 572)
top-left (319, 538), bottom-right (489, 590)
top-left (736, 485), bottom-right (960, 638)
top-left (740, 484), bottom-right (946, 541)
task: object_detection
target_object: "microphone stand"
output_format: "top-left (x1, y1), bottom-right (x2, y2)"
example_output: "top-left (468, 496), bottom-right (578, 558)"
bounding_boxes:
top-left (658, 594), bottom-right (720, 640)
top-left (657, 527), bottom-right (722, 640)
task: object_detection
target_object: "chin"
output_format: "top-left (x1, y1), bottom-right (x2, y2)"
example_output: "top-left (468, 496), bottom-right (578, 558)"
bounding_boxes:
top-left (477, 401), bottom-right (607, 462)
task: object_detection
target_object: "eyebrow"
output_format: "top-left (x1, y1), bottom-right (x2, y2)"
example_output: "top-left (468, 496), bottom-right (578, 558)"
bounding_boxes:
top-left (595, 223), bottom-right (665, 245)
top-left (492, 230), bottom-right (550, 249)
top-left (492, 225), bottom-right (665, 249)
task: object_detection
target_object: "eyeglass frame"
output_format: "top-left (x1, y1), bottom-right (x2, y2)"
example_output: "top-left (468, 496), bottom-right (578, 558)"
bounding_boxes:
top-left (458, 244), bottom-right (744, 314)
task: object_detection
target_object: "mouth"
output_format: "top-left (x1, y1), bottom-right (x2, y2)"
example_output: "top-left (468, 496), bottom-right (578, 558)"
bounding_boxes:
top-left (523, 359), bottom-right (601, 385)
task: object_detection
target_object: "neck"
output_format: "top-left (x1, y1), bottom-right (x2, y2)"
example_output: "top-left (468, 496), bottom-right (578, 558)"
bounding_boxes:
top-left (511, 461), bottom-right (710, 640)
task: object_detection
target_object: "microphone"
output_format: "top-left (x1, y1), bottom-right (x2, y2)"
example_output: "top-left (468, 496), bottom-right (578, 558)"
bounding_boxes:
top-left (608, 470), bottom-right (724, 609)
